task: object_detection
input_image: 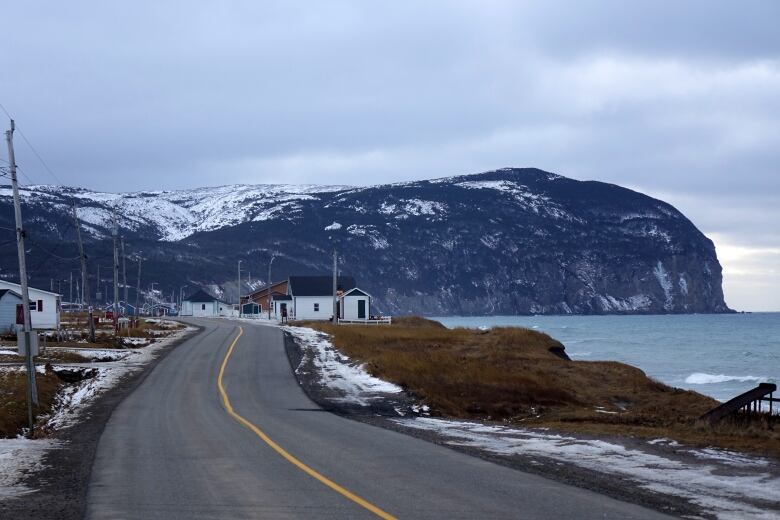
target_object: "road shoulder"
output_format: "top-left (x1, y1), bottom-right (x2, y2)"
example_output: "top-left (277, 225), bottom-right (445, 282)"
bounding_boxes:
top-left (0, 323), bottom-right (200, 520)
top-left (281, 327), bottom-right (733, 520)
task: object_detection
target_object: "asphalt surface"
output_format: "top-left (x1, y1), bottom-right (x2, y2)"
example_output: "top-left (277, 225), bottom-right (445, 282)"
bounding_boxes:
top-left (86, 319), bottom-right (675, 519)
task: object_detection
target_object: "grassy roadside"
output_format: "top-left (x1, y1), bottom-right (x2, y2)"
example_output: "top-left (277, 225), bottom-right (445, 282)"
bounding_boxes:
top-left (306, 317), bottom-right (780, 458)
top-left (0, 318), bottom-right (185, 438)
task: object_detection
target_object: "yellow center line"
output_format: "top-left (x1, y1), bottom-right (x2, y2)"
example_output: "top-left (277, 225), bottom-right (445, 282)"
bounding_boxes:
top-left (217, 326), bottom-right (397, 520)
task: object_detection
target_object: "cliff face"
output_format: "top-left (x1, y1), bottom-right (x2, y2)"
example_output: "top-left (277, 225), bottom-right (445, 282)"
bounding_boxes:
top-left (0, 168), bottom-right (730, 315)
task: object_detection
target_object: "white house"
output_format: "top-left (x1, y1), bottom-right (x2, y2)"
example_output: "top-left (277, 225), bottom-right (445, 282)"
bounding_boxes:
top-left (0, 280), bottom-right (61, 330)
top-left (287, 276), bottom-right (356, 320)
top-left (181, 289), bottom-right (227, 317)
top-left (285, 276), bottom-right (373, 321)
top-left (0, 288), bottom-right (23, 335)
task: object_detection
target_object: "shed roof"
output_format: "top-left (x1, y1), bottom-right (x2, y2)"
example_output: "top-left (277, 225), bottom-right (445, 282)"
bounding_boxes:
top-left (271, 294), bottom-right (292, 301)
top-left (288, 276), bottom-right (356, 297)
top-left (341, 287), bottom-right (370, 298)
top-left (0, 288), bottom-right (22, 299)
top-left (184, 289), bottom-right (221, 302)
top-left (0, 280), bottom-right (60, 297)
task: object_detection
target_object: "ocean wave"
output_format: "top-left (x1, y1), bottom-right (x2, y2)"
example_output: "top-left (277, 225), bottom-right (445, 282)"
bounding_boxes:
top-left (684, 373), bottom-right (766, 385)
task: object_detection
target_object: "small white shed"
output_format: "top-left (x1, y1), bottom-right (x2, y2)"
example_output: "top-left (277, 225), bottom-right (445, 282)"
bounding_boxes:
top-left (0, 280), bottom-right (61, 330)
top-left (339, 288), bottom-right (372, 321)
top-left (0, 289), bottom-right (23, 335)
top-left (181, 289), bottom-right (224, 317)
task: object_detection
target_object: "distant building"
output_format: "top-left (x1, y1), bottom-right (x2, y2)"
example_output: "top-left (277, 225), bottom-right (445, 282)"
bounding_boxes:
top-left (0, 280), bottom-right (61, 330)
top-left (270, 293), bottom-right (292, 319)
top-left (338, 287), bottom-right (372, 321)
top-left (181, 289), bottom-right (228, 317)
top-left (243, 280), bottom-right (289, 313)
top-left (287, 276), bottom-right (355, 320)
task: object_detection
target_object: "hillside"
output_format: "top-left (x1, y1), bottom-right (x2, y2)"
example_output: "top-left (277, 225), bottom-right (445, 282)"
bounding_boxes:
top-left (0, 167), bottom-right (731, 315)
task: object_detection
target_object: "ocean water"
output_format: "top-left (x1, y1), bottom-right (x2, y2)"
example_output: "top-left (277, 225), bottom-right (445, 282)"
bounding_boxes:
top-left (430, 313), bottom-right (780, 402)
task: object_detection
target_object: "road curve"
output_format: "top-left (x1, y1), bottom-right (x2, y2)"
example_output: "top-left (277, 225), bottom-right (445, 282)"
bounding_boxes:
top-left (86, 319), bottom-right (673, 519)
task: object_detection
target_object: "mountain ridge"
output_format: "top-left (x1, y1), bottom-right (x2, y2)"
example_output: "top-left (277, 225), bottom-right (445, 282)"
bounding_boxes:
top-left (0, 167), bottom-right (732, 316)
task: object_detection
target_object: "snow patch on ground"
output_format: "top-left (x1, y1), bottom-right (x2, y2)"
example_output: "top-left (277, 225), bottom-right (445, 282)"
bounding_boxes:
top-left (45, 330), bottom-right (192, 430)
top-left (0, 437), bottom-right (60, 498)
top-left (397, 417), bottom-right (780, 520)
top-left (285, 326), bottom-right (402, 405)
top-left (0, 326), bottom-right (193, 499)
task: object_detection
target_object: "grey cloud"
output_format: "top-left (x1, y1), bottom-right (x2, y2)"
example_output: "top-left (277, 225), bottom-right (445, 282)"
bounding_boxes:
top-left (2, 1), bottom-right (778, 309)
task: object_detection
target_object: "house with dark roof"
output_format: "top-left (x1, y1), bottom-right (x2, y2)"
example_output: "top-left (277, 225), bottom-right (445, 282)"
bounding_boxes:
top-left (180, 288), bottom-right (233, 317)
top-left (286, 276), bottom-right (371, 321)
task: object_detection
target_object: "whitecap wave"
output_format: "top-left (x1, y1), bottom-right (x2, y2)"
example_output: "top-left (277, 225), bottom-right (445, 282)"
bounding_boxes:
top-left (684, 373), bottom-right (765, 385)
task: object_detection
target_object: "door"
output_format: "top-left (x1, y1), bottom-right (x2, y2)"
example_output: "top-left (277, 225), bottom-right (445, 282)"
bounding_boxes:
top-left (358, 299), bottom-right (366, 319)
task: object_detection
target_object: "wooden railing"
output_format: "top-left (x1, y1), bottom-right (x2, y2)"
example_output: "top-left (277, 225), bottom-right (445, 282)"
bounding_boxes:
top-left (700, 383), bottom-right (777, 425)
top-left (338, 317), bottom-right (392, 325)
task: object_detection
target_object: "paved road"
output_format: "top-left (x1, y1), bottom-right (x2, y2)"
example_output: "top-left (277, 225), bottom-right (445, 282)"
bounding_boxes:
top-left (86, 319), bottom-right (673, 519)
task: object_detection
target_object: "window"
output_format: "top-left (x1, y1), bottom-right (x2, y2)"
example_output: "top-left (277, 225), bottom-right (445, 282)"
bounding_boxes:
top-left (38, 300), bottom-right (43, 312)
top-left (29, 301), bottom-right (37, 311)
top-left (314, 303), bottom-right (319, 312)
top-left (201, 304), bottom-right (206, 310)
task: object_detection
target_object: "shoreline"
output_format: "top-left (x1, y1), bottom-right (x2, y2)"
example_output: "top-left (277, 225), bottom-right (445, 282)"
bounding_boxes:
top-left (281, 321), bottom-right (780, 519)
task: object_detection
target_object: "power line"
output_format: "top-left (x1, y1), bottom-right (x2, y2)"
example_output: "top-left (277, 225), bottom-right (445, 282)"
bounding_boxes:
top-left (16, 127), bottom-right (63, 185)
top-left (0, 102), bottom-right (60, 185)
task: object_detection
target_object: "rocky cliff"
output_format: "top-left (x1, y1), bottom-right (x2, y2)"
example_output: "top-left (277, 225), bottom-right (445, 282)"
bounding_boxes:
top-left (0, 168), bottom-right (731, 315)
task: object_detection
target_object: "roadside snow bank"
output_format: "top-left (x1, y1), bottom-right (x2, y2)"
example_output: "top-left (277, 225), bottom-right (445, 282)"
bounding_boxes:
top-left (45, 328), bottom-right (194, 430)
top-left (0, 325), bottom-right (194, 500)
top-left (285, 326), bottom-right (402, 406)
top-left (397, 417), bottom-right (780, 520)
top-left (0, 438), bottom-right (60, 498)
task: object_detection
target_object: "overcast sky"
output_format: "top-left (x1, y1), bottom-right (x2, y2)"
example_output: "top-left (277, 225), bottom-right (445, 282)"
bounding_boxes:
top-left (2, 1), bottom-right (778, 311)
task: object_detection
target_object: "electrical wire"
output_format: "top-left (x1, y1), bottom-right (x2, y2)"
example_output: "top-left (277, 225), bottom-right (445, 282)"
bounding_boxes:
top-left (0, 102), bottom-right (56, 185)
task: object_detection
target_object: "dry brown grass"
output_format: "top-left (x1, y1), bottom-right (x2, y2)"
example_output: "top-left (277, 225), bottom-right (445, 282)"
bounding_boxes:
top-left (308, 317), bottom-right (780, 458)
top-left (0, 371), bottom-right (62, 438)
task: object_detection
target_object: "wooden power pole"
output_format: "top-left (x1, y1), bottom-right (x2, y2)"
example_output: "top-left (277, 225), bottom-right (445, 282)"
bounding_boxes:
top-left (135, 256), bottom-right (142, 316)
top-left (332, 249), bottom-right (338, 325)
top-left (72, 202), bottom-right (95, 342)
top-left (6, 119), bottom-right (38, 436)
top-left (121, 237), bottom-right (127, 311)
top-left (112, 209), bottom-right (119, 335)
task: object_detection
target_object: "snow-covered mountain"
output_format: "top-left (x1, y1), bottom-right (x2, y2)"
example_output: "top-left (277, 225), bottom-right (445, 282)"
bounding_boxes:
top-left (0, 183), bottom-right (351, 241)
top-left (0, 168), bottom-right (731, 315)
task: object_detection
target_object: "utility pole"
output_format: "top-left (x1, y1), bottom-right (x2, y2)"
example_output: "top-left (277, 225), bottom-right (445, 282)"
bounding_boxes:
top-left (69, 271), bottom-right (72, 310)
top-left (267, 255), bottom-right (275, 320)
top-left (237, 260), bottom-right (242, 317)
top-left (96, 264), bottom-right (100, 302)
top-left (72, 198), bottom-right (94, 341)
top-left (332, 249), bottom-right (338, 324)
top-left (121, 237), bottom-right (127, 312)
top-left (135, 256), bottom-right (142, 316)
top-left (112, 210), bottom-right (119, 335)
top-left (6, 119), bottom-right (38, 436)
